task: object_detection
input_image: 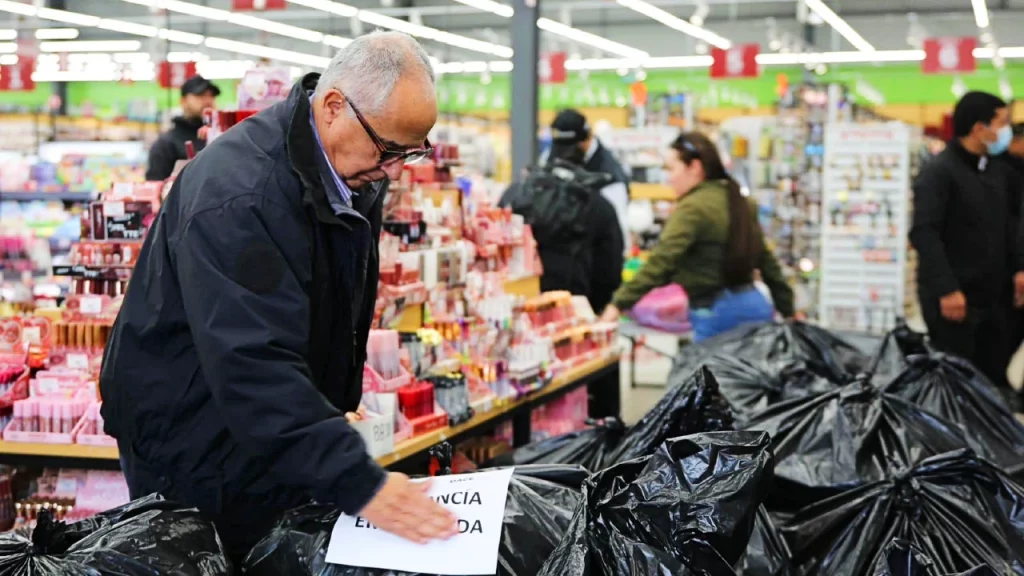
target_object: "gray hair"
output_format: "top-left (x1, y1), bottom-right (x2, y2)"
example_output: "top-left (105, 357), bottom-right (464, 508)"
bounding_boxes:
top-left (315, 30), bottom-right (436, 116)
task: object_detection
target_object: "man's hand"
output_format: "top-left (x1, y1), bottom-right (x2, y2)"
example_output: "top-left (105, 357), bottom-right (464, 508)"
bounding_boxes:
top-left (1015, 272), bottom-right (1024, 308)
top-left (939, 290), bottom-right (967, 322)
top-left (358, 473), bottom-right (458, 544)
top-left (599, 305), bottom-right (621, 323)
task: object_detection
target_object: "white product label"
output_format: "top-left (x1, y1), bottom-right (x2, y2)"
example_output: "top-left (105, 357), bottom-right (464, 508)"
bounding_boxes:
top-left (111, 183), bottom-right (134, 199)
top-left (326, 468), bottom-right (515, 575)
top-left (80, 296), bottom-right (102, 315)
top-left (22, 326), bottom-right (40, 345)
top-left (103, 201), bottom-right (125, 217)
top-left (67, 353), bottom-right (89, 370)
top-left (37, 377), bottom-right (59, 394)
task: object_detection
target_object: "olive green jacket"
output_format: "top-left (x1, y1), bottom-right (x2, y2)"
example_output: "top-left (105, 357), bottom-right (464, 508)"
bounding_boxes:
top-left (612, 179), bottom-right (795, 317)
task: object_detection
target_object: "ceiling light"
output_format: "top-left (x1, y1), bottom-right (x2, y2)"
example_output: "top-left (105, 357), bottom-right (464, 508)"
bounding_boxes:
top-left (204, 36), bottom-right (330, 67)
top-left (450, 0), bottom-right (513, 18)
top-left (803, 0), bottom-right (874, 52)
top-left (0, 54), bottom-right (15, 64)
top-left (35, 28), bottom-right (80, 40)
top-left (285, 0), bottom-right (358, 17)
top-left (97, 19), bottom-right (158, 37)
top-left (36, 7), bottom-right (100, 27)
top-left (0, 0), bottom-right (35, 16)
top-left (230, 13), bottom-right (324, 42)
top-left (323, 35), bottom-right (351, 48)
top-left (972, 0), bottom-right (990, 29)
top-left (158, 29), bottom-right (205, 45)
top-left (615, 0), bottom-right (731, 49)
top-left (0, 29), bottom-right (14, 41)
top-left (40, 40), bottom-right (143, 53)
top-left (166, 51), bottom-right (209, 62)
top-left (538, 18), bottom-right (649, 60)
top-left (0, 42), bottom-right (15, 54)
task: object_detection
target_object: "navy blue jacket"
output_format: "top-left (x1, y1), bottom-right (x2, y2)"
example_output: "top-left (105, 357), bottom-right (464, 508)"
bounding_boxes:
top-left (100, 73), bottom-right (386, 529)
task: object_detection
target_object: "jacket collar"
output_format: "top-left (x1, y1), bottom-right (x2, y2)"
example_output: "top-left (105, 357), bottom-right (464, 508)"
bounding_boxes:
top-left (949, 138), bottom-right (988, 173)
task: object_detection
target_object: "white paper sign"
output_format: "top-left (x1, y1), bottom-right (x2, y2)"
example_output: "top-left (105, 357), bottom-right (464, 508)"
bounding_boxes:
top-left (326, 468), bottom-right (515, 575)
top-left (80, 296), bottom-right (102, 315)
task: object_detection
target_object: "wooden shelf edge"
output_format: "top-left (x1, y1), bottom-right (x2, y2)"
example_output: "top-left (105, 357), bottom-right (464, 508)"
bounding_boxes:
top-left (0, 441), bottom-right (119, 460)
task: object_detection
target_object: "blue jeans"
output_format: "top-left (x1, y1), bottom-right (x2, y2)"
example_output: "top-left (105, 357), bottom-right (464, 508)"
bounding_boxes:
top-left (690, 287), bottom-right (775, 342)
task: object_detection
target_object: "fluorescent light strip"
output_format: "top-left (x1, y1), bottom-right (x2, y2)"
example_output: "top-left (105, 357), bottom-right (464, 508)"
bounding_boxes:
top-left (36, 28), bottom-right (80, 40)
top-left (36, 7), bottom-right (100, 27)
top-left (0, 54), bottom-right (15, 64)
top-left (204, 37), bottom-right (330, 67)
top-left (0, 42), bottom-right (14, 54)
top-left (450, 0), bottom-right (648, 59)
top-left (97, 19), bottom-right (158, 37)
top-left (40, 40), bottom-right (144, 53)
top-left (0, 28), bottom-right (14, 41)
top-left (972, 0), bottom-right (990, 28)
top-left (615, 0), bottom-right (731, 49)
top-left (804, 0), bottom-right (874, 52)
top-left (158, 29), bottom-right (204, 45)
top-left (118, 0), bottom-right (325, 43)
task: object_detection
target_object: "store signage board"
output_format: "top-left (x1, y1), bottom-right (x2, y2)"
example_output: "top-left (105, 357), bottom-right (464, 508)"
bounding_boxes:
top-left (327, 468), bottom-right (515, 575)
top-left (710, 44), bottom-right (759, 79)
top-left (819, 123), bottom-right (911, 333)
top-left (0, 59), bottom-right (35, 92)
top-left (539, 52), bottom-right (567, 85)
top-left (922, 37), bottom-right (976, 74)
top-left (158, 62), bottom-right (197, 89)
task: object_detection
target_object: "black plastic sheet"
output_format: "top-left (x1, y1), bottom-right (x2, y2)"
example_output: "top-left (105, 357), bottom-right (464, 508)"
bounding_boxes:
top-left (538, 431), bottom-right (775, 576)
top-left (873, 540), bottom-right (1000, 576)
top-left (883, 352), bottom-right (1024, 474)
top-left (242, 465), bottom-right (588, 576)
top-left (0, 494), bottom-right (232, 575)
top-left (742, 506), bottom-right (794, 576)
top-left (488, 367), bottom-right (733, 470)
top-left (739, 380), bottom-right (973, 513)
top-left (670, 320), bottom-right (871, 385)
top-left (784, 450), bottom-right (1024, 576)
top-left (835, 322), bottom-right (929, 386)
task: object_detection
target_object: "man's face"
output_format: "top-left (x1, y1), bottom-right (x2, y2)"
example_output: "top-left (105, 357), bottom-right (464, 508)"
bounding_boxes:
top-left (552, 140), bottom-right (587, 166)
top-left (315, 74), bottom-right (437, 189)
top-left (979, 106), bottom-right (1011, 145)
top-left (180, 91), bottom-right (216, 120)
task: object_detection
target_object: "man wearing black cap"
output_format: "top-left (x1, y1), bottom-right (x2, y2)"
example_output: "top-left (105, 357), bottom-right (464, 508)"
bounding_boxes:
top-left (910, 91), bottom-right (1024, 403)
top-left (549, 109), bottom-right (631, 248)
top-left (145, 75), bottom-right (221, 181)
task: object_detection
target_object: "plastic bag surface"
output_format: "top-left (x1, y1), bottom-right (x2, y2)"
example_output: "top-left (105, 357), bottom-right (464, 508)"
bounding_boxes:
top-left (488, 367), bottom-right (732, 470)
top-left (242, 465), bottom-right (587, 576)
top-left (784, 450), bottom-right (1024, 576)
top-left (742, 506), bottom-right (794, 576)
top-left (0, 494), bottom-right (231, 576)
top-left (740, 380), bottom-right (973, 513)
top-left (873, 540), bottom-right (1001, 576)
top-left (538, 431), bottom-right (775, 576)
top-left (629, 283), bottom-right (691, 333)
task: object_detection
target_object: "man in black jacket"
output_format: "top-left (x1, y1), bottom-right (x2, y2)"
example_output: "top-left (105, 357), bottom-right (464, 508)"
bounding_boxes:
top-left (910, 91), bottom-right (1024, 399)
top-left (101, 32), bottom-right (455, 559)
top-left (145, 75), bottom-right (220, 181)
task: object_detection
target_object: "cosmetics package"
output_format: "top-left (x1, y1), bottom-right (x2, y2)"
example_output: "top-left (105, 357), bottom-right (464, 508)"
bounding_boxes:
top-left (88, 200), bottom-right (154, 241)
top-left (425, 372), bottom-right (473, 426)
top-left (5, 397), bottom-right (89, 444)
top-left (362, 330), bottom-right (413, 394)
top-left (72, 402), bottom-right (117, 447)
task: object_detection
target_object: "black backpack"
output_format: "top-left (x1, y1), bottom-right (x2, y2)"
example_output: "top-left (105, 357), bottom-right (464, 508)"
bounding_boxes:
top-left (505, 160), bottom-right (612, 245)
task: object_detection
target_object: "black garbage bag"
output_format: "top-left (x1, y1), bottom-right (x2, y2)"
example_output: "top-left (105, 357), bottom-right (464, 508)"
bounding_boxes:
top-left (0, 494), bottom-right (231, 575)
top-left (883, 353), bottom-right (1024, 474)
top-left (538, 431), bottom-right (775, 576)
top-left (873, 540), bottom-right (1001, 576)
top-left (740, 380), bottom-right (973, 513)
top-left (835, 322), bottom-right (929, 386)
top-left (671, 320), bottom-right (870, 385)
top-left (243, 464), bottom-right (588, 576)
top-left (742, 506), bottom-right (794, 576)
top-left (670, 355), bottom-right (839, 426)
top-left (488, 366), bottom-right (732, 470)
top-left (784, 450), bottom-right (1024, 576)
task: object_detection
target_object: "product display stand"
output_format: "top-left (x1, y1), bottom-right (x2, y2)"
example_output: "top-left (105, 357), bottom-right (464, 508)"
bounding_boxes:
top-left (819, 122), bottom-right (911, 332)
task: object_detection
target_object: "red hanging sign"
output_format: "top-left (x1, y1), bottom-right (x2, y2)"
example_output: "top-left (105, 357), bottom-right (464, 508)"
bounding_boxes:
top-left (922, 37), bottom-right (977, 74)
top-left (710, 44), bottom-right (760, 79)
top-left (0, 59), bottom-right (35, 92)
top-left (158, 61), bottom-right (197, 89)
top-left (233, 0), bottom-right (286, 9)
top-left (539, 52), bottom-right (567, 85)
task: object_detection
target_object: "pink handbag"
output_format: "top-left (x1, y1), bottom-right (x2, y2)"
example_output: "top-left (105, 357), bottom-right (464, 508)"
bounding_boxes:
top-left (629, 283), bottom-right (692, 333)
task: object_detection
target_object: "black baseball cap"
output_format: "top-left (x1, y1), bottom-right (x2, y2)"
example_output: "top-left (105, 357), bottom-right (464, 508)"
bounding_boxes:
top-left (180, 75), bottom-right (221, 98)
top-left (550, 109), bottom-right (590, 158)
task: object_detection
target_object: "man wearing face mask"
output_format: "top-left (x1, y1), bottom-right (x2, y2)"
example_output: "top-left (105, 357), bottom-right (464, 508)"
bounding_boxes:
top-left (100, 32), bottom-right (457, 561)
top-left (910, 91), bottom-right (1024, 403)
top-left (145, 75), bottom-right (220, 181)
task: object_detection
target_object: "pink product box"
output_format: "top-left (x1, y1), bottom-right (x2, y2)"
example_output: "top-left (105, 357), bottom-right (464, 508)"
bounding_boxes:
top-left (362, 364), bottom-right (413, 394)
top-left (73, 402), bottom-right (115, 447)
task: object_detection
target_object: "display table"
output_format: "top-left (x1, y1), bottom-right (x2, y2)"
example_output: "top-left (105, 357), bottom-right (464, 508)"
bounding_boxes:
top-left (0, 352), bottom-right (620, 472)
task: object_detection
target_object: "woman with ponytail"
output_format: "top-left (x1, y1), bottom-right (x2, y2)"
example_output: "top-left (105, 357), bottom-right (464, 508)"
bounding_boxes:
top-left (600, 132), bottom-right (796, 341)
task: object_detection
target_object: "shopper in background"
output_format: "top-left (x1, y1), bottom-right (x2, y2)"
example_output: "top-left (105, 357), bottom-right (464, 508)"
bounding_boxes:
top-left (144, 75), bottom-right (220, 181)
top-left (100, 31), bottom-right (456, 560)
top-left (910, 91), bottom-right (1024, 404)
top-left (548, 109), bottom-right (632, 249)
top-left (599, 132), bottom-right (795, 341)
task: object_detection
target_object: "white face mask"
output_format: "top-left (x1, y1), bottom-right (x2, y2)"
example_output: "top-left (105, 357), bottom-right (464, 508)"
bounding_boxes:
top-left (986, 124), bottom-right (1013, 155)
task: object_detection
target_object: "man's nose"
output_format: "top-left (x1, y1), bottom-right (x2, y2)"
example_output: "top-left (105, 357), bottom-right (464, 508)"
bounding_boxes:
top-left (382, 158), bottom-right (406, 181)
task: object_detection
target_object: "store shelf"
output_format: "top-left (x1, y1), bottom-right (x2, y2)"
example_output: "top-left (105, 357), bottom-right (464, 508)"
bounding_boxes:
top-left (393, 275), bottom-right (541, 332)
top-left (0, 191), bottom-right (96, 202)
top-left (376, 353), bottom-right (620, 467)
top-left (631, 183), bottom-right (676, 202)
top-left (0, 352), bottom-right (620, 471)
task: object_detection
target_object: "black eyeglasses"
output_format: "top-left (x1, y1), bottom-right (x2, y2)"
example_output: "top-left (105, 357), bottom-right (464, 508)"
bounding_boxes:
top-left (346, 96), bottom-right (432, 166)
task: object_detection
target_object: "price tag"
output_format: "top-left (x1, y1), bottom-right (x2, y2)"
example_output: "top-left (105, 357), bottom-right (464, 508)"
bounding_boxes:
top-left (80, 296), bottom-right (103, 315)
top-left (37, 377), bottom-right (59, 394)
top-left (103, 201), bottom-right (125, 217)
top-left (67, 353), bottom-right (90, 370)
top-left (22, 326), bottom-right (41, 345)
top-left (111, 182), bottom-right (134, 199)
top-left (55, 477), bottom-right (79, 498)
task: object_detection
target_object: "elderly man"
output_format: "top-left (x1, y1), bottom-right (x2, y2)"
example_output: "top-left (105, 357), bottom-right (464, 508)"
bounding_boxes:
top-left (100, 32), bottom-right (456, 559)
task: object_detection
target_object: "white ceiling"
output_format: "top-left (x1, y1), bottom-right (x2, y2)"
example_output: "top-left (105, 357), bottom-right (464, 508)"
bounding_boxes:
top-left (3, 0), bottom-right (1021, 64)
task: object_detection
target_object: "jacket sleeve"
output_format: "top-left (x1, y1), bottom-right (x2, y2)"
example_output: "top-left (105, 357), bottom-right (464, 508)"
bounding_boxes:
top-left (589, 194), bottom-right (625, 313)
top-left (909, 162), bottom-right (960, 297)
top-left (612, 199), bottom-right (702, 310)
top-left (145, 136), bottom-right (178, 181)
top-left (174, 194), bottom-right (386, 515)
